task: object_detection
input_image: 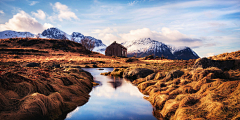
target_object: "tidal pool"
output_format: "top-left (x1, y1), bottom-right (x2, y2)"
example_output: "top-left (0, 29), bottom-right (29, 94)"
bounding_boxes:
top-left (65, 68), bottom-right (157, 120)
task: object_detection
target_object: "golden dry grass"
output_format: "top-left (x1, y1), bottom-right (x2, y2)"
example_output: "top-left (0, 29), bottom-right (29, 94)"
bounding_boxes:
top-left (209, 50), bottom-right (240, 60)
top-left (0, 62), bottom-right (93, 119)
top-left (108, 50), bottom-right (240, 120)
top-left (1, 38), bottom-right (240, 119)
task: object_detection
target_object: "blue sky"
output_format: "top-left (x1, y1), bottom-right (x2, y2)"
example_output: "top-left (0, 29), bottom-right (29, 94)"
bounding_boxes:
top-left (0, 0), bottom-right (240, 57)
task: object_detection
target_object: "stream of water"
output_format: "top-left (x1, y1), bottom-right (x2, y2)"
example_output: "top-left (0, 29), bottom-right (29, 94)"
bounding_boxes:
top-left (65, 68), bottom-right (157, 120)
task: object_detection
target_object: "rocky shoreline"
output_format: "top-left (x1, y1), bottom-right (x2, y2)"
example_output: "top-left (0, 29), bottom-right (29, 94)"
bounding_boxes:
top-left (101, 57), bottom-right (240, 119)
top-left (0, 62), bottom-right (94, 120)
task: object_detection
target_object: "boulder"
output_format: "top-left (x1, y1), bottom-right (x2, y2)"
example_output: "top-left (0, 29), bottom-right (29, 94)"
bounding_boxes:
top-left (154, 72), bottom-right (166, 80)
top-left (22, 62), bottom-right (40, 67)
top-left (100, 72), bottom-right (111, 76)
top-left (70, 66), bottom-right (81, 68)
top-left (146, 73), bottom-right (156, 81)
top-left (52, 64), bottom-right (60, 68)
top-left (165, 70), bottom-right (184, 81)
top-left (192, 58), bottom-right (235, 70)
top-left (123, 68), bottom-right (154, 80)
top-left (110, 68), bottom-right (125, 77)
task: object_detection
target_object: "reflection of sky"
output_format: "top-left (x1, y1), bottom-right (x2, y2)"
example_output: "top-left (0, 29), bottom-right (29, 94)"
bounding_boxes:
top-left (66, 68), bottom-right (156, 120)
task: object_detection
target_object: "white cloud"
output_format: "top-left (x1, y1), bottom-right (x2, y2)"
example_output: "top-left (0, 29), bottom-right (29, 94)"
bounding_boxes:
top-left (0, 10), bottom-right (53, 34)
top-left (51, 2), bottom-right (79, 21)
top-left (93, 0), bottom-right (100, 4)
top-left (207, 53), bottom-right (214, 57)
top-left (43, 23), bottom-right (54, 29)
top-left (93, 27), bottom-right (202, 48)
top-left (119, 27), bottom-right (202, 48)
top-left (47, 15), bottom-right (57, 23)
top-left (128, 1), bottom-right (138, 6)
top-left (31, 9), bottom-right (46, 20)
top-left (92, 28), bottom-right (120, 44)
top-left (93, 27), bottom-right (117, 35)
top-left (29, 1), bottom-right (39, 6)
top-left (0, 10), bottom-right (4, 14)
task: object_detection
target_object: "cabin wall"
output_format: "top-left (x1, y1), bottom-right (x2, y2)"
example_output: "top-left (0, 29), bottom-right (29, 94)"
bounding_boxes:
top-left (105, 43), bottom-right (127, 57)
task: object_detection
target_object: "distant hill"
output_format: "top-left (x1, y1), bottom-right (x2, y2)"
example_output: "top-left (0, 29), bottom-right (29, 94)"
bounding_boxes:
top-left (121, 38), bottom-right (199, 60)
top-left (0, 38), bottom-right (91, 55)
top-left (208, 50), bottom-right (240, 60)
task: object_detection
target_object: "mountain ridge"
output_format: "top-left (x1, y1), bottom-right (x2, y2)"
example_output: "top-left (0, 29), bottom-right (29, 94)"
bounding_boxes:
top-left (41, 28), bottom-right (106, 54)
top-left (0, 30), bottom-right (35, 39)
top-left (0, 28), bottom-right (106, 54)
top-left (0, 29), bottom-right (199, 59)
top-left (121, 38), bottom-right (199, 60)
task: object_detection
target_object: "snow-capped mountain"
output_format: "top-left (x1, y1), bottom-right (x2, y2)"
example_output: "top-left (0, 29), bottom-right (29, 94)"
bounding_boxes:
top-left (0, 29), bottom-right (199, 59)
top-left (41, 28), bottom-right (72, 40)
top-left (71, 32), bottom-right (84, 42)
top-left (84, 36), bottom-right (107, 54)
top-left (0, 30), bottom-right (35, 39)
top-left (0, 28), bottom-right (107, 54)
top-left (121, 38), bottom-right (199, 60)
top-left (122, 38), bottom-right (175, 59)
top-left (41, 28), bottom-right (106, 54)
top-left (171, 46), bottom-right (199, 60)
top-left (71, 33), bottom-right (106, 54)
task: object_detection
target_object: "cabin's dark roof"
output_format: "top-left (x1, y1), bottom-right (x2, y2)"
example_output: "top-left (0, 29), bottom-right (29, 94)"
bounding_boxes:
top-left (108, 41), bottom-right (127, 49)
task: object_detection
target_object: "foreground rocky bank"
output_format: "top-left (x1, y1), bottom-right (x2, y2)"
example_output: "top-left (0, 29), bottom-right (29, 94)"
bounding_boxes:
top-left (0, 62), bottom-right (93, 120)
top-left (102, 51), bottom-right (240, 119)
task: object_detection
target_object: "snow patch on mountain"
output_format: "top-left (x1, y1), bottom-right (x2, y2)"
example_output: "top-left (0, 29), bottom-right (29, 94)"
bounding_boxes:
top-left (170, 46), bottom-right (199, 57)
top-left (41, 28), bottom-right (72, 40)
top-left (41, 28), bottom-right (106, 54)
top-left (0, 30), bottom-right (35, 39)
top-left (71, 32), bottom-right (84, 43)
top-left (169, 46), bottom-right (187, 53)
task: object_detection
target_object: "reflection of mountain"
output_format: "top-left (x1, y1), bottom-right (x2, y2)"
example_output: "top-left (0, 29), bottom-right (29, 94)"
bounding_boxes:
top-left (108, 77), bottom-right (122, 89)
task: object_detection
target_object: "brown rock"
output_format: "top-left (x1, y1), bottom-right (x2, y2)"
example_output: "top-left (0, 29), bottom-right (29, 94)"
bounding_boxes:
top-left (123, 68), bottom-right (154, 80)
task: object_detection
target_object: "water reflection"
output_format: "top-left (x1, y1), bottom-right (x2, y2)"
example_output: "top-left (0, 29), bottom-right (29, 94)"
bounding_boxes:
top-left (109, 77), bottom-right (122, 89)
top-left (65, 68), bottom-right (156, 120)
